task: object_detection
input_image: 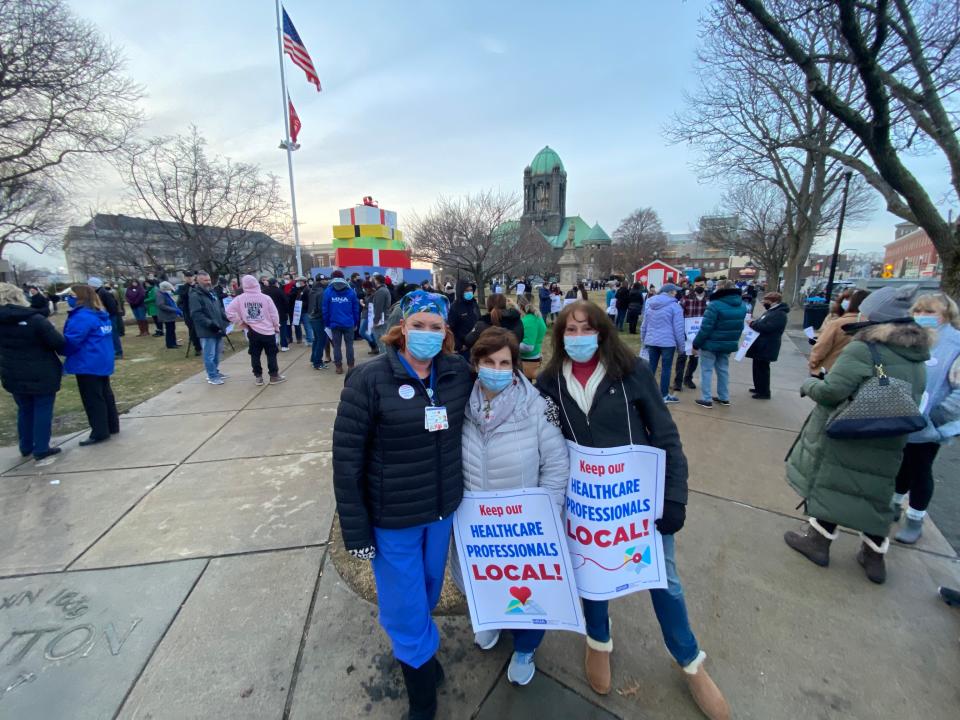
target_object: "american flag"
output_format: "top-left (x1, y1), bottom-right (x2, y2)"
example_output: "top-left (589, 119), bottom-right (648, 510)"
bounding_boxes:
top-left (282, 7), bottom-right (321, 92)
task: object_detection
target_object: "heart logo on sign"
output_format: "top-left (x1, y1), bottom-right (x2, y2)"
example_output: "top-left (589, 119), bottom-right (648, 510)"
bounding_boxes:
top-left (509, 586), bottom-right (532, 605)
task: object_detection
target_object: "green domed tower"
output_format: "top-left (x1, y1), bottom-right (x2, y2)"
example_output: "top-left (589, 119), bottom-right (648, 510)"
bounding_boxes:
top-left (522, 146), bottom-right (566, 237)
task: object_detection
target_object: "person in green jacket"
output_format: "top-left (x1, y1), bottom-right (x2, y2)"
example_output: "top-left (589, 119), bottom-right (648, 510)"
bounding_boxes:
top-left (517, 295), bottom-right (546, 381)
top-left (144, 280), bottom-right (162, 336)
top-left (783, 286), bottom-right (930, 584)
top-left (691, 280), bottom-right (746, 408)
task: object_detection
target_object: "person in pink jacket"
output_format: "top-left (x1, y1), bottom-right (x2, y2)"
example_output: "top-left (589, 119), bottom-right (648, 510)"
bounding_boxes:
top-left (225, 275), bottom-right (285, 385)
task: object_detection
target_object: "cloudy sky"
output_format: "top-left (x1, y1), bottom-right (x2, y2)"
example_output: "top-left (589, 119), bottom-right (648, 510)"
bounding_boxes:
top-left (15, 0), bottom-right (953, 269)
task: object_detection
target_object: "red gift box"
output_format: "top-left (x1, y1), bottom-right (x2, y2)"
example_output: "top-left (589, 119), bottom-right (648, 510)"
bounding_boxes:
top-left (334, 247), bottom-right (411, 268)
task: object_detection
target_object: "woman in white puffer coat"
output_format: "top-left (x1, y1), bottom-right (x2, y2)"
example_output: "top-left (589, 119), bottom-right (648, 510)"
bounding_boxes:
top-left (453, 326), bottom-right (569, 687)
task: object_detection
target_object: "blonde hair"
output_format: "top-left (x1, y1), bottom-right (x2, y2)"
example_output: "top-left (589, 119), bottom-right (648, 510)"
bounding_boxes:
top-left (71, 284), bottom-right (103, 311)
top-left (911, 292), bottom-right (960, 329)
top-left (0, 282), bottom-right (28, 307)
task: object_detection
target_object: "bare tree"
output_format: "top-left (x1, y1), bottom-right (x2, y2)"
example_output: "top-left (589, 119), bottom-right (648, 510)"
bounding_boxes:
top-left (668, 1), bottom-right (874, 304)
top-left (701, 184), bottom-right (791, 288)
top-left (408, 190), bottom-right (551, 302)
top-left (0, 0), bottom-right (142, 258)
top-left (734, 0), bottom-right (960, 294)
top-left (611, 207), bottom-right (667, 273)
top-left (0, 177), bottom-right (63, 256)
top-left (122, 127), bottom-right (288, 280)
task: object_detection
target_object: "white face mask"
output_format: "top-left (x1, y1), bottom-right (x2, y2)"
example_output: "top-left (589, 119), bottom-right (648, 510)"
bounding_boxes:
top-left (840, 300), bottom-right (850, 312)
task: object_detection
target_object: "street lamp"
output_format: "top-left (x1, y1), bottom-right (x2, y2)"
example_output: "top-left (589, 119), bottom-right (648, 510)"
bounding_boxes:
top-left (824, 170), bottom-right (853, 303)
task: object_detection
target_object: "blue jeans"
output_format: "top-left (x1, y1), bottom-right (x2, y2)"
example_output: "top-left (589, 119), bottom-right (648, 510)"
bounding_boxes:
top-left (699, 350), bottom-right (729, 402)
top-left (371, 516), bottom-right (453, 668)
top-left (646, 346), bottom-right (676, 398)
top-left (200, 336), bottom-right (223, 379)
top-left (581, 535), bottom-right (699, 666)
top-left (303, 318), bottom-right (314, 343)
top-left (279, 323), bottom-right (291, 348)
top-left (511, 629), bottom-right (545, 653)
top-left (309, 318), bottom-right (327, 367)
top-left (13, 392), bottom-right (56, 456)
top-left (132, 305), bottom-right (147, 321)
top-left (615, 309), bottom-right (626, 330)
top-left (331, 327), bottom-right (354, 367)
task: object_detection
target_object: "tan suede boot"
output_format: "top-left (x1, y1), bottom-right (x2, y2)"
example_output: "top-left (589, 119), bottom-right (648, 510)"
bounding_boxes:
top-left (682, 651), bottom-right (730, 720)
top-left (584, 635), bottom-right (612, 695)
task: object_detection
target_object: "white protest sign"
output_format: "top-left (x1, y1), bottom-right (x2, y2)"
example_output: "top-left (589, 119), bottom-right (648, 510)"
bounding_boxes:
top-left (803, 326), bottom-right (816, 340)
top-left (222, 297), bottom-right (234, 334)
top-left (683, 316), bottom-right (703, 356)
top-left (292, 299), bottom-right (303, 326)
top-left (453, 489), bottom-right (585, 634)
top-left (735, 328), bottom-right (760, 361)
top-left (517, 282), bottom-right (526, 296)
top-left (564, 441), bottom-right (667, 601)
top-left (639, 347), bottom-right (650, 363)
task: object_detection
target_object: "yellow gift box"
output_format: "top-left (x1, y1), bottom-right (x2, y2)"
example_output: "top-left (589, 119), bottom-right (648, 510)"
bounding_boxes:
top-left (332, 224), bottom-right (403, 242)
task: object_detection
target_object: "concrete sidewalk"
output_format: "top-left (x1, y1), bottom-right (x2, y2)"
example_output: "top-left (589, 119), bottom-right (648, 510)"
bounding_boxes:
top-left (1, 337), bottom-right (958, 719)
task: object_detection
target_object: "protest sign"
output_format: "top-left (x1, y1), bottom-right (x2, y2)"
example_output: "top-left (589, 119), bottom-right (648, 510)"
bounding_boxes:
top-left (222, 297), bottom-right (234, 334)
top-left (564, 441), bottom-right (667, 601)
top-left (683, 317), bottom-right (703, 355)
top-left (453, 489), bottom-right (585, 634)
top-left (292, 299), bottom-right (303, 326)
top-left (735, 328), bottom-right (760, 361)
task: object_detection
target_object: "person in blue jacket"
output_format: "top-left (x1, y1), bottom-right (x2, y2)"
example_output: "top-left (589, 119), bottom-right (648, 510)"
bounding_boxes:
top-left (63, 285), bottom-right (119, 445)
top-left (322, 270), bottom-right (360, 374)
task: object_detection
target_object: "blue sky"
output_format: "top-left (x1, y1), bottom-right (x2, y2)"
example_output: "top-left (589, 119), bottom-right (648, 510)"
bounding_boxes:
top-left (16, 0), bottom-right (953, 268)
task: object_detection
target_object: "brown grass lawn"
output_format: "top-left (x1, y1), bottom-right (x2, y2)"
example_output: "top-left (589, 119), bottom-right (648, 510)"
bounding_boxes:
top-left (0, 312), bottom-right (249, 446)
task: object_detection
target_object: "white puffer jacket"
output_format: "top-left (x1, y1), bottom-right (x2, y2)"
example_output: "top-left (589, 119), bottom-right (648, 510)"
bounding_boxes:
top-left (453, 373), bottom-right (569, 591)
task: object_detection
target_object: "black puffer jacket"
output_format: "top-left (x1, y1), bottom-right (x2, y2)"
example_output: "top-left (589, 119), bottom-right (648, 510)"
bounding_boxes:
top-left (464, 309), bottom-right (524, 350)
top-left (537, 359), bottom-right (689, 505)
top-left (0, 305), bottom-right (66, 395)
top-left (333, 348), bottom-right (473, 550)
top-left (747, 303), bottom-right (789, 362)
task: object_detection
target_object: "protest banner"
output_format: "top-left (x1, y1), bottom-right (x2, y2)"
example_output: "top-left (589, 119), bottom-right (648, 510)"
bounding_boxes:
top-left (222, 297), bottom-right (234, 334)
top-left (564, 441), bottom-right (667, 601)
top-left (453, 489), bottom-right (585, 634)
top-left (292, 299), bottom-right (303, 326)
top-left (735, 328), bottom-right (760, 361)
top-left (684, 316), bottom-right (703, 355)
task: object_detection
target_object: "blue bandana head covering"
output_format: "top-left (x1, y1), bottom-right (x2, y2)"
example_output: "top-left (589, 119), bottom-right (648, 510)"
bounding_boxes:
top-left (400, 289), bottom-right (448, 320)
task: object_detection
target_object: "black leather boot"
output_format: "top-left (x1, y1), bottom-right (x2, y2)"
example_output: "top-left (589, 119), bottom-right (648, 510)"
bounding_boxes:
top-left (399, 657), bottom-right (438, 720)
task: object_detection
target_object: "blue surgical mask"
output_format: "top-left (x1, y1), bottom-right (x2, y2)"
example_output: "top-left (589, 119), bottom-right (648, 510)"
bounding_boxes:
top-left (406, 329), bottom-right (444, 360)
top-left (66, 295), bottom-right (77, 308)
top-left (913, 315), bottom-right (940, 329)
top-left (564, 334), bottom-right (598, 362)
top-left (463, 292), bottom-right (474, 301)
top-left (478, 367), bottom-right (514, 393)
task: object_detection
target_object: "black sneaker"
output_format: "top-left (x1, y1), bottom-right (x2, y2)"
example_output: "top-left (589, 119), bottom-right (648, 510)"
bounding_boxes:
top-left (695, 399), bottom-right (713, 408)
top-left (33, 447), bottom-right (62, 461)
top-left (713, 397), bottom-right (731, 406)
top-left (671, 385), bottom-right (682, 393)
top-left (684, 379), bottom-right (697, 390)
top-left (939, 586), bottom-right (960, 607)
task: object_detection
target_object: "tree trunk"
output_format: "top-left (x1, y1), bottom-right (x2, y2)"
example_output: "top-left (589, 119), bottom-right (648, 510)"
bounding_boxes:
top-left (940, 243), bottom-right (960, 299)
top-left (764, 262), bottom-right (782, 292)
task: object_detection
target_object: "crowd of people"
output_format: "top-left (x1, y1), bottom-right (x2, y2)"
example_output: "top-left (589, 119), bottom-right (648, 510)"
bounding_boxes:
top-left (1, 266), bottom-right (958, 719)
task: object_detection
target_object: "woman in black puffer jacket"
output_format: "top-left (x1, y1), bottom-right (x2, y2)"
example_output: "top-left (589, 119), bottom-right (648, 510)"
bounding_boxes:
top-left (463, 292), bottom-right (524, 350)
top-left (333, 290), bottom-right (472, 720)
top-left (0, 283), bottom-right (66, 460)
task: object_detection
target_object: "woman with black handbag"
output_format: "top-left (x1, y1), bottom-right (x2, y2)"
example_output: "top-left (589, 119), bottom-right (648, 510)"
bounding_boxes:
top-left (783, 286), bottom-right (930, 584)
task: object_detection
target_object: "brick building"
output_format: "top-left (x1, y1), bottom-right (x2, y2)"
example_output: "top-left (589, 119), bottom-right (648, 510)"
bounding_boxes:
top-left (883, 222), bottom-right (940, 278)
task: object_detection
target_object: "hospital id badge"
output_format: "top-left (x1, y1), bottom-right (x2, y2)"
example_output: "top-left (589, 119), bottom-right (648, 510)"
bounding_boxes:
top-left (424, 406), bottom-right (448, 432)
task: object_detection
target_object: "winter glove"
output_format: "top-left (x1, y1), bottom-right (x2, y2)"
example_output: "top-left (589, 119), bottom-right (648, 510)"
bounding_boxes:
top-left (655, 500), bottom-right (686, 535)
top-left (349, 545), bottom-right (376, 560)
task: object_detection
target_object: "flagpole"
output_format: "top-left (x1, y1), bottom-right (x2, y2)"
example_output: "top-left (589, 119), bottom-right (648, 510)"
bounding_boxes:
top-left (274, 0), bottom-right (303, 277)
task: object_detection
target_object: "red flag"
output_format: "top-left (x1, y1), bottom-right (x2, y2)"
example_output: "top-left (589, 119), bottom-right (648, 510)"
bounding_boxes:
top-left (289, 98), bottom-right (301, 144)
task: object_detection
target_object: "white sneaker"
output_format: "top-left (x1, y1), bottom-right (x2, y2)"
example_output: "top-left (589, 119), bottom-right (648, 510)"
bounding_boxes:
top-left (280, 347), bottom-right (290, 352)
top-left (474, 629), bottom-right (500, 650)
top-left (206, 377), bottom-right (224, 385)
top-left (507, 651), bottom-right (536, 685)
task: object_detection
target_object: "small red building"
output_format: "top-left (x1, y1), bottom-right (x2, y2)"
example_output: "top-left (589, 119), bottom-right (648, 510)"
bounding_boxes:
top-left (633, 260), bottom-right (682, 289)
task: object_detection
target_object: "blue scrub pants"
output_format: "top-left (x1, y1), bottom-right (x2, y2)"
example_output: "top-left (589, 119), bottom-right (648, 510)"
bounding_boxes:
top-left (371, 516), bottom-right (453, 668)
top-left (581, 534), bottom-right (700, 666)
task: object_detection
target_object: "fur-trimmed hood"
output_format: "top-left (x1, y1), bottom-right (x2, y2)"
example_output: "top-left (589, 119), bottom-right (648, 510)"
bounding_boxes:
top-left (852, 319), bottom-right (931, 362)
